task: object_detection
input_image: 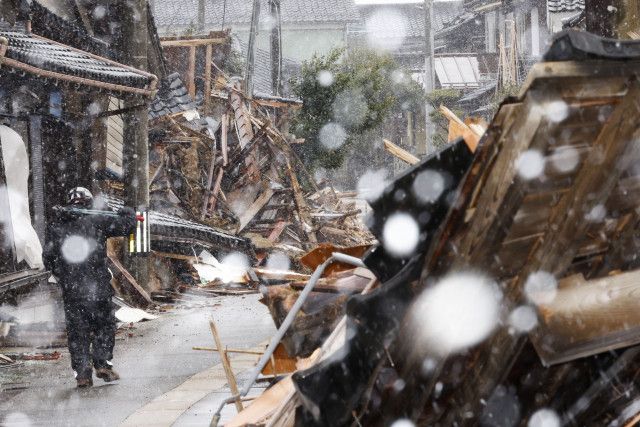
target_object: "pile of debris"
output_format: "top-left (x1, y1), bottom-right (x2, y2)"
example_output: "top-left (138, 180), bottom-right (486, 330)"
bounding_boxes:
top-left (213, 30), bottom-right (640, 427)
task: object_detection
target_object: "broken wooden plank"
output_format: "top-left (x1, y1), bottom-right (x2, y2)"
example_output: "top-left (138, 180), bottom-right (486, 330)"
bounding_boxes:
top-left (204, 44), bottom-right (213, 113)
top-left (535, 269), bottom-right (640, 364)
top-left (188, 45), bottom-right (196, 98)
top-left (383, 139), bottom-right (419, 165)
top-left (268, 220), bottom-right (289, 243)
top-left (209, 319), bottom-right (243, 412)
top-left (439, 105), bottom-right (483, 151)
top-left (238, 188), bottom-right (275, 232)
top-left (107, 255), bottom-right (153, 305)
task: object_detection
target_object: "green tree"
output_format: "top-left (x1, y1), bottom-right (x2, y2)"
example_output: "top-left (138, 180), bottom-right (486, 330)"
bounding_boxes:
top-left (290, 47), bottom-right (425, 170)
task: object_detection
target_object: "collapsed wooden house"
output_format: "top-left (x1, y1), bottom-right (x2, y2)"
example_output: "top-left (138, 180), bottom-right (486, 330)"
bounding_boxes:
top-left (222, 30), bottom-right (640, 427)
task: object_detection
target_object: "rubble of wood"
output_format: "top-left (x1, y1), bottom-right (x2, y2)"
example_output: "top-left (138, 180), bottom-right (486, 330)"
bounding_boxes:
top-left (219, 30), bottom-right (640, 427)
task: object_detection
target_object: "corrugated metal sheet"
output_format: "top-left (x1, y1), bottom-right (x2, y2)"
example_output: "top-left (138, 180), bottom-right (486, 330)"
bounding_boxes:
top-left (434, 56), bottom-right (481, 88)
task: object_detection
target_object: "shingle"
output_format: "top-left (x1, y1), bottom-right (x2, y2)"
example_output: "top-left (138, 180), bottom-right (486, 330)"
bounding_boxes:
top-left (103, 195), bottom-right (254, 253)
top-left (149, 72), bottom-right (199, 120)
top-left (547, 0), bottom-right (585, 12)
top-left (154, 0), bottom-right (360, 33)
top-left (356, 2), bottom-right (464, 40)
top-left (0, 29), bottom-right (152, 89)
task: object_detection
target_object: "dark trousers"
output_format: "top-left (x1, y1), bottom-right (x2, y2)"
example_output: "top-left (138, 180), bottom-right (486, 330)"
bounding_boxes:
top-left (62, 295), bottom-right (116, 378)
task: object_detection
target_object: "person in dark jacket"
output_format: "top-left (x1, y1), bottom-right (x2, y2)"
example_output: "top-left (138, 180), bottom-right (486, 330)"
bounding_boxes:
top-left (43, 187), bottom-right (138, 388)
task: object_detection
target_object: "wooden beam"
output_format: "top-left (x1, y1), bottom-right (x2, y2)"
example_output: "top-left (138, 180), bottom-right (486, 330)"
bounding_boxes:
top-left (535, 270), bottom-right (640, 364)
top-left (204, 44), bottom-right (213, 113)
top-left (383, 139), bottom-right (419, 165)
top-left (209, 319), bottom-right (243, 412)
top-left (221, 113), bottom-right (229, 166)
top-left (208, 168), bottom-right (224, 213)
top-left (107, 255), bottom-right (153, 305)
top-left (188, 46), bottom-right (196, 98)
top-left (160, 37), bottom-right (228, 47)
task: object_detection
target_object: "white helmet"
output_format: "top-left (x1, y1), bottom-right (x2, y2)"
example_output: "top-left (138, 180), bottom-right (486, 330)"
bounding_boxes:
top-left (67, 187), bottom-right (93, 207)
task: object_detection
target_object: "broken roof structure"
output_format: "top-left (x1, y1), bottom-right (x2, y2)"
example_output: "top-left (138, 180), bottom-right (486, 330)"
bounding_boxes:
top-left (0, 27), bottom-right (156, 96)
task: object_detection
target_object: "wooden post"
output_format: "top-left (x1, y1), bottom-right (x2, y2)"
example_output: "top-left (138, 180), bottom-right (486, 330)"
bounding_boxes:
top-left (188, 45), bottom-right (197, 98)
top-left (204, 44), bottom-right (213, 113)
top-left (121, 0), bottom-right (150, 289)
top-left (221, 113), bottom-right (228, 166)
top-left (244, 0), bottom-right (260, 96)
top-left (209, 319), bottom-right (244, 412)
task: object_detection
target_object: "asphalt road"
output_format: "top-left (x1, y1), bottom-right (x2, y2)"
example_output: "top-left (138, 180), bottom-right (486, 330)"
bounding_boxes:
top-left (0, 294), bottom-right (276, 427)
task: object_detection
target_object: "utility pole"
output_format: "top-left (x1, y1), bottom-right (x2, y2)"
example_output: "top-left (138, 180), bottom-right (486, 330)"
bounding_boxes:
top-left (269, 0), bottom-right (282, 97)
top-left (424, 0), bottom-right (435, 155)
top-left (244, 0), bottom-right (260, 97)
top-left (121, 0), bottom-right (150, 290)
top-left (198, 0), bottom-right (205, 33)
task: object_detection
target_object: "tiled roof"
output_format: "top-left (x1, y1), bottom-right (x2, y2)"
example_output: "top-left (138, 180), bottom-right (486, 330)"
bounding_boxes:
top-left (105, 196), bottom-right (254, 254)
top-left (154, 0), bottom-right (360, 33)
top-left (548, 0), bottom-right (585, 12)
top-left (149, 72), bottom-right (198, 120)
top-left (355, 2), bottom-right (464, 39)
top-left (0, 28), bottom-right (154, 91)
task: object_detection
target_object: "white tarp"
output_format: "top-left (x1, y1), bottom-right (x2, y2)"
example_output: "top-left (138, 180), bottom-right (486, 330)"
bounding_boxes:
top-left (0, 125), bottom-right (44, 269)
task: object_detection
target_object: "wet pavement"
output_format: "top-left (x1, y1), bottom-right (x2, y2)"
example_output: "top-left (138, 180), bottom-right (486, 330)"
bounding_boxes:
top-left (0, 294), bottom-right (276, 426)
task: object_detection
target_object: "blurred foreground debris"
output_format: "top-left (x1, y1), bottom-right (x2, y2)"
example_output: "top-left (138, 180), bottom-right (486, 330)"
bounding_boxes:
top-left (217, 30), bottom-right (640, 427)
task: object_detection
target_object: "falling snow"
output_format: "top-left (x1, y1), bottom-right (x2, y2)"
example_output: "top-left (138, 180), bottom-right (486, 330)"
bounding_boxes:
top-left (508, 305), bottom-right (539, 334)
top-left (317, 70), bottom-right (334, 87)
top-left (92, 5), bottom-right (106, 20)
top-left (365, 8), bottom-right (407, 52)
top-left (266, 251), bottom-right (291, 272)
top-left (585, 204), bottom-right (606, 222)
top-left (390, 419), bottom-right (415, 427)
top-left (412, 169), bottom-right (446, 204)
top-left (550, 146), bottom-right (580, 173)
top-left (524, 271), bottom-right (558, 305)
top-left (544, 100), bottom-right (569, 123)
top-left (332, 88), bottom-right (368, 128)
top-left (516, 150), bottom-right (545, 180)
top-left (382, 212), bottom-right (420, 257)
top-left (528, 409), bottom-right (561, 427)
top-left (319, 122), bottom-right (347, 150)
top-left (408, 272), bottom-right (502, 356)
top-left (60, 235), bottom-right (95, 264)
top-left (357, 169), bottom-right (388, 202)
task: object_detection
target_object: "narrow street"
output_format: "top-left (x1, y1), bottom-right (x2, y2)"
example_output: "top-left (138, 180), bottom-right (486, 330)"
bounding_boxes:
top-left (0, 295), bottom-right (275, 426)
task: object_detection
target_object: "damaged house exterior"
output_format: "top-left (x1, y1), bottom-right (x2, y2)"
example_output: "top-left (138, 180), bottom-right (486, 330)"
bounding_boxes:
top-left (0, 0), bottom-right (252, 316)
top-left (0, 2), bottom-right (156, 310)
